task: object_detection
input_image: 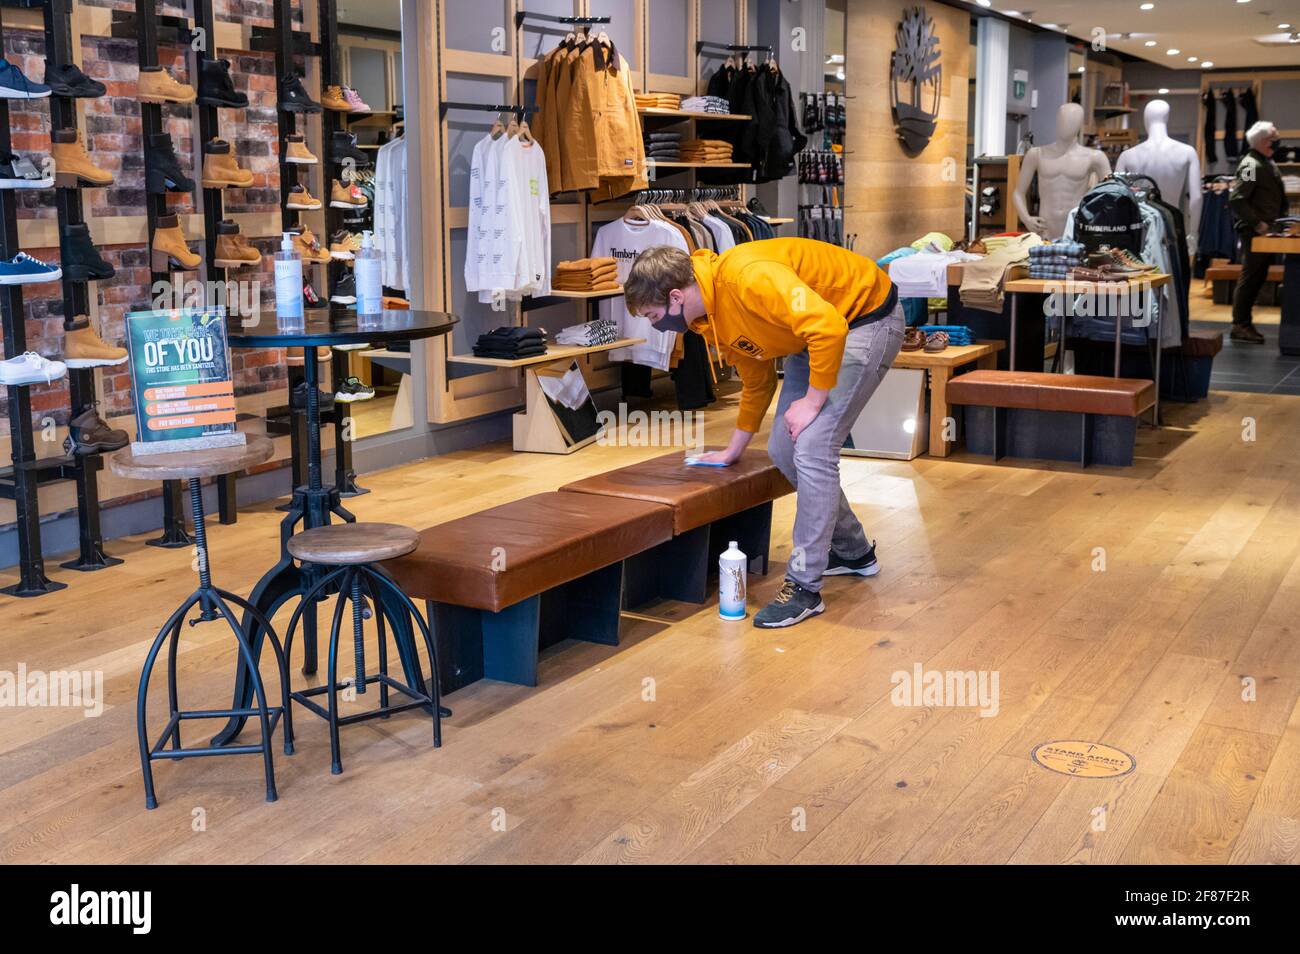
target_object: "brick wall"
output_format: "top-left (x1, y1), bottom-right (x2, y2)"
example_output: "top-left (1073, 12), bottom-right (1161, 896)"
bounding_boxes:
top-left (1, 0), bottom-right (291, 436)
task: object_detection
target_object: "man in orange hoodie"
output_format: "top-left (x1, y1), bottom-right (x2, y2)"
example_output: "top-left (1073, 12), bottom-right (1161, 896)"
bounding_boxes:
top-left (625, 237), bottom-right (904, 628)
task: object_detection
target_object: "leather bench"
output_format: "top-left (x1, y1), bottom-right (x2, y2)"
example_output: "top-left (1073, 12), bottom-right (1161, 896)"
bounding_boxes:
top-left (1164, 329), bottom-right (1222, 401)
top-left (947, 370), bottom-right (1154, 466)
top-left (559, 449), bottom-right (793, 605)
top-left (1208, 264), bottom-right (1285, 305)
top-left (381, 492), bottom-right (673, 691)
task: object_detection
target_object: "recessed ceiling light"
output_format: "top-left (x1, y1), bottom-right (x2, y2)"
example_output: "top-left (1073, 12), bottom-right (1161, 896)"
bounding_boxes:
top-left (1201, 61), bottom-right (1214, 68)
top-left (1140, 2), bottom-right (1154, 9)
top-left (1166, 48), bottom-right (1180, 55)
top-left (1280, 23), bottom-right (1293, 29)
top-left (1158, 87), bottom-right (1170, 94)
top-left (1237, 0), bottom-right (1251, 4)
top-left (1144, 40), bottom-right (1157, 46)
top-left (1188, 56), bottom-right (1198, 61)
top-left (1077, 65), bottom-right (1086, 72)
top-left (976, 0), bottom-right (992, 6)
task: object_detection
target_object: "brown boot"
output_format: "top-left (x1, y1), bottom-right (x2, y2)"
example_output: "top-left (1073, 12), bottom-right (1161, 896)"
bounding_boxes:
top-left (321, 84), bottom-right (350, 111)
top-left (201, 139), bottom-right (254, 188)
top-left (291, 226), bottom-right (331, 265)
top-left (51, 129), bottom-right (113, 187)
top-left (213, 220), bottom-right (262, 268)
top-left (64, 321), bottom-right (128, 368)
top-left (285, 133), bottom-right (317, 165)
top-left (152, 213), bottom-right (201, 271)
top-left (138, 66), bottom-right (197, 104)
top-left (330, 178), bottom-right (367, 208)
top-left (64, 403), bottom-right (128, 456)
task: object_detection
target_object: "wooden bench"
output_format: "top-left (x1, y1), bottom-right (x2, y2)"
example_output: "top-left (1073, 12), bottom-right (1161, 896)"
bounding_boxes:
top-left (559, 449), bottom-right (792, 606)
top-left (1207, 264), bottom-right (1285, 305)
top-left (1166, 329), bottom-right (1223, 400)
top-left (947, 370), bottom-right (1155, 467)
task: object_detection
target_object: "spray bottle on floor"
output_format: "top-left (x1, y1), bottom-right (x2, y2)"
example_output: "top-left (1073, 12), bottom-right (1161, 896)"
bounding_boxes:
top-left (719, 540), bottom-right (747, 620)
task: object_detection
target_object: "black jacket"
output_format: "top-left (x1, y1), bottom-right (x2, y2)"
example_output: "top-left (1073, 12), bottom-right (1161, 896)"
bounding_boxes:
top-left (1230, 148), bottom-right (1288, 234)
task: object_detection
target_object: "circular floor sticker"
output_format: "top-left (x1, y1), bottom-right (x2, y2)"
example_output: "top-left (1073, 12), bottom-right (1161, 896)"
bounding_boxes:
top-left (1031, 740), bottom-right (1136, 779)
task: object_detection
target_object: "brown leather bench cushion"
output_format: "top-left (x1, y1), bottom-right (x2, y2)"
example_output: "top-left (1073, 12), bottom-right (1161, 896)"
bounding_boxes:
top-left (558, 449), bottom-right (793, 535)
top-left (381, 492), bottom-right (673, 613)
top-left (947, 370), bottom-right (1155, 417)
top-left (1206, 265), bottom-right (1284, 282)
top-left (1182, 329), bottom-right (1223, 358)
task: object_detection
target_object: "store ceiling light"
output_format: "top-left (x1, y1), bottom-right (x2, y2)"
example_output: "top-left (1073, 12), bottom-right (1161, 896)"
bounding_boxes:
top-left (1280, 24), bottom-right (1293, 29)
top-left (1144, 40), bottom-right (1157, 46)
top-left (1140, 2), bottom-right (1154, 9)
top-left (976, 0), bottom-right (992, 7)
top-left (1166, 48), bottom-right (1180, 55)
top-left (1158, 87), bottom-right (1170, 94)
top-left (1188, 55), bottom-right (1198, 61)
top-left (1201, 61), bottom-right (1214, 67)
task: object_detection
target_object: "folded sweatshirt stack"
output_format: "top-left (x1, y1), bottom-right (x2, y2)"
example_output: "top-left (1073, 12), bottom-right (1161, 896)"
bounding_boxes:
top-left (473, 326), bottom-right (547, 359)
top-left (681, 95), bottom-right (730, 114)
top-left (679, 138), bottom-right (733, 163)
top-left (644, 129), bottom-right (682, 161)
top-left (1027, 240), bottom-right (1086, 280)
top-left (556, 318), bottom-right (618, 347)
top-left (553, 257), bottom-right (621, 293)
top-left (635, 92), bottom-right (681, 110)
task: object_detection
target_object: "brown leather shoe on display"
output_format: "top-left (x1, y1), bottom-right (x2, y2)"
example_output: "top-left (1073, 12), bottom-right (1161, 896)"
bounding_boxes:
top-left (138, 66), bottom-right (197, 105)
top-left (284, 133), bottom-right (317, 164)
top-left (63, 403), bottom-right (128, 456)
top-left (213, 220), bottom-right (262, 268)
top-left (50, 128), bottom-right (113, 187)
top-left (291, 226), bottom-right (331, 265)
top-left (151, 213), bottom-right (201, 271)
top-left (901, 327), bottom-right (925, 352)
top-left (924, 331), bottom-right (949, 353)
top-left (329, 178), bottom-right (367, 208)
top-left (201, 138), bottom-right (254, 188)
top-left (321, 84), bottom-right (351, 111)
top-left (64, 321), bottom-right (128, 368)
top-left (285, 182), bottom-right (321, 210)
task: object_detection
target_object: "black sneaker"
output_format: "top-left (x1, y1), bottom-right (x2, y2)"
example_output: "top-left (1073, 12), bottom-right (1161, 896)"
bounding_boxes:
top-left (144, 132), bottom-right (194, 194)
top-left (43, 60), bottom-right (105, 98)
top-left (753, 580), bottom-right (825, 629)
top-left (60, 222), bottom-right (114, 281)
top-left (331, 131), bottom-right (372, 167)
top-left (334, 376), bottom-right (375, 403)
top-left (747, 196), bottom-right (772, 217)
top-left (197, 57), bottom-right (248, 108)
top-left (330, 271), bottom-right (356, 304)
top-left (290, 380), bottom-right (335, 412)
top-left (0, 151), bottom-right (52, 189)
top-left (824, 543), bottom-right (879, 577)
top-left (279, 73), bottom-right (321, 113)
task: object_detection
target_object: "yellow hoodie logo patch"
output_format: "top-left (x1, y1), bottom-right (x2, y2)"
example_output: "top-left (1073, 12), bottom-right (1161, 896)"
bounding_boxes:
top-left (731, 335), bottom-right (764, 358)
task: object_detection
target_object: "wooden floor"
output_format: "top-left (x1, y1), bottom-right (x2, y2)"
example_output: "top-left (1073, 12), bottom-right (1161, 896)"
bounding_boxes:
top-left (4, 371), bottom-right (1300, 863)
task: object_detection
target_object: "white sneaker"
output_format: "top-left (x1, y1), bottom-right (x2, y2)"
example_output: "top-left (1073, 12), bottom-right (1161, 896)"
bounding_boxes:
top-left (0, 351), bottom-right (67, 385)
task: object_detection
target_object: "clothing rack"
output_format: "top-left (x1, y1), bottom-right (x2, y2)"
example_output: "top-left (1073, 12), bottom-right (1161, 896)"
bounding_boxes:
top-left (630, 186), bottom-right (742, 204)
top-left (696, 41), bottom-right (773, 55)
top-left (513, 11), bottom-right (610, 29)
top-left (439, 102), bottom-right (539, 119)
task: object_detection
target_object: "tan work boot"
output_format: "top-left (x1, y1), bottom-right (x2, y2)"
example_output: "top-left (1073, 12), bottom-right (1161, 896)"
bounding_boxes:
top-left (329, 178), bottom-right (367, 208)
top-left (285, 182), bottom-right (321, 210)
top-left (291, 226), bottom-right (331, 264)
top-left (50, 128), bottom-right (113, 187)
top-left (64, 321), bottom-right (127, 368)
top-left (321, 85), bottom-right (351, 111)
top-left (151, 213), bottom-right (201, 271)
top-left (285, 133), bottom-right (317, 165)
top-left (213, 220), bottom-right (262, 268)
top-left (201, 139), bottom-right (254, 188)
top-left (138, 66), bottom-right (197, 105)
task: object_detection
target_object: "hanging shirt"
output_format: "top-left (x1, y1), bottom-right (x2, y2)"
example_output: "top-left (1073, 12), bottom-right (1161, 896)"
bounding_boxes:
top-left (591, 218), bottom-right (688, 371)
top-left (702, 214), bottom-right (738, 253)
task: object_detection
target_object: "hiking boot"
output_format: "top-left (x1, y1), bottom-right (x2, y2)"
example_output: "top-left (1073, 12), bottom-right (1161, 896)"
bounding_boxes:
top-left (824, 543), bottom-right (879, 577)
top-left (752, 579), bottom-right (825, 629)
top-left (330, 178), bottom-right (367, 208)
top-left (63, 403), bottom-right (128, 455)
top-left (279, 73), bottom-right (321, 113)
top-left (197, 57), bottom-right (247, 108)
top-left (1230, 323), bottom-right (1266, 344)
top-left (138, 66), bottom-right (196, 105)
top-left (144, 132), bottom-right (194, 194)
top-left (330, 271), bottom-right (356, 304)
top-left (285, 182), bottom-right (321, 210)
top-left (285, 133), bottom-right (317, 164)
top-left (63, 322), bottom-right (127, 368)
top-left (213, 220), bottom-right (262, 268)
top-left (51, 128), bottom-right (113, 187)
top-left (201, 138), bottom-right (253, 188)
top-left (331, 130), bottom-right (371, 167)
top-left (291, 226), bottom-right (331, 264)
top-left (61, 222), bottom-right (114, 281)
top-left (329, 229), bottom-right (361, 259)
top-left (151, 213), bottom-right (200, 271)
top-left (43, 60), bottom-right (105, 98)
top-left (0, 151), bottom-right (52, 189)
top-left (321, 84), bottom-right (351, 111)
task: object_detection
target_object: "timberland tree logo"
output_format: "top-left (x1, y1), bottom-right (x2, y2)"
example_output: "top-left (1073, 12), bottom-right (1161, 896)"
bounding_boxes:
top-left (49, 885), bottom-right (151, 934)
top-left (890, 5), bottom-right (942, 155)
top-left (731, 335), bottom-right (764, 358)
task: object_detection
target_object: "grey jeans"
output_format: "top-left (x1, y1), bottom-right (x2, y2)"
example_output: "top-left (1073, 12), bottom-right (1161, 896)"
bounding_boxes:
top-left (767, 303), bottom-right (905, 591)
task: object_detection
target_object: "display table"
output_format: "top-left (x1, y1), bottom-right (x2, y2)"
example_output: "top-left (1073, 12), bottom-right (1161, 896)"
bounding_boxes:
top-left (448, 337), bottom-right (645, 454)
top-left (891, 340), bottom-right (1005, 458)
top-left (1251, 236), bottom-right (1300, 355)
top-left (213, 308), bottom-right (457, 747)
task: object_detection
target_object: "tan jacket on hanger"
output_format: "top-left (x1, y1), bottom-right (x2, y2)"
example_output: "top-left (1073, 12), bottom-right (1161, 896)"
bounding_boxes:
top-left (536, 46), bottom-right (567, 191)
top-left (562, 43), bottom-right (602, 192)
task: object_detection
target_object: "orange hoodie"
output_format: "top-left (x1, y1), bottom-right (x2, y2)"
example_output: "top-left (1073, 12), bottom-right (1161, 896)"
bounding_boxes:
top-left (689, 238), bottom-right (896, 433)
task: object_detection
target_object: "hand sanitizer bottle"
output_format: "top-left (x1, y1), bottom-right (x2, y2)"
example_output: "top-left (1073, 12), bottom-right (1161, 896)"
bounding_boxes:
top-left (274, 231), bottom-right (303, 321)
top-left (354, 230), bottom-right (382, 317)
top-left (719, 540), bottom-right (748, 620)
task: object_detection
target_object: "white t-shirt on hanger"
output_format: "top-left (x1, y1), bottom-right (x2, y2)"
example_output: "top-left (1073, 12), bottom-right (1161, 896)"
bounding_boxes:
top-left (591, 218), bottom-right (687, 371)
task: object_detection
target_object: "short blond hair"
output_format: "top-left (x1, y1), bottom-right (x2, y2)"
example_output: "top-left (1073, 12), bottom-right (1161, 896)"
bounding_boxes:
top-left (624, 246), bottom-right (696, 316)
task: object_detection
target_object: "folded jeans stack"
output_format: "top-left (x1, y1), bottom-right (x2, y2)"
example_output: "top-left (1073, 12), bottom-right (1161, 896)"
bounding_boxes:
top-left (678, 138), bottom-right (733, 164)
top-left (1028, 240), bottom-right (1085, 280)
top-left (680, 95), bottom-right (731, 114)
top-left (473, 325), bottom-right (547, 359)
top-left (553, 256), bottom-right (621, 293)
top-left (635, 92), bottom-right (681, 110)
top-left (644, 130), bottom-right (682, 162)
top-left (556, 319), bottom-right (618, 347)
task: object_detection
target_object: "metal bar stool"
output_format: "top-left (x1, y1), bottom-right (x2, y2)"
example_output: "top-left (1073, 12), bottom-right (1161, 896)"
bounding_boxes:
top-left (110, 436), bottom-right (293, 810)
top-left (281, 523), bottom-right (445, 775)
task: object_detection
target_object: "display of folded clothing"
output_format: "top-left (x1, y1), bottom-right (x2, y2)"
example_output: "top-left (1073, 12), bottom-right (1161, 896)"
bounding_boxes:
top-left (958, 232), bottom-right (1043, 313)
top-left (680, 95), bottom-right (731, 114)
top-left (473, 325), bottom-right (548, 359)
top-left (635, 92), bottom-right (682, 110)
top-left (1027, 240), bottom-right (1086, 280)
top-left (553, 257), bottom-right (619, 290)
top-left (678, 139), bottom-right (733, 163)
top-left (917, 324), bottom-right (975, 346)
top-left (645, 130), bottom-right (682, 143)
top-left (556, 318), bottom-right (618, 347)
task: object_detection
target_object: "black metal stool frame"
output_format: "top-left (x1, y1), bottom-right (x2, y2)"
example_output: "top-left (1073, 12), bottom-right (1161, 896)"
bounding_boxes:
top-left (137, 478), bottom-right (294, 810)
top-left (282, 561), bottom-right (444, 775)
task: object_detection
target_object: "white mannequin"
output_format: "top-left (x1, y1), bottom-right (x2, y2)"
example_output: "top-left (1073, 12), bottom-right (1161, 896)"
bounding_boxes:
top-left (1116, 99), bottom-right (1202, 254)
top-left (1014, 103), bottom-right (1111, 240)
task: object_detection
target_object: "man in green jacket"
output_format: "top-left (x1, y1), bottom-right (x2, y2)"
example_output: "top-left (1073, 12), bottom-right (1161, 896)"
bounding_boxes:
top-left (1229, 121), bottom-right (1288, 344)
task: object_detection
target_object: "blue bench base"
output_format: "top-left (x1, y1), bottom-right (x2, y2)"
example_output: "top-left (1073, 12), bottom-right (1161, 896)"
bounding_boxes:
top-left (963, 405), bottom-right (1139, 467)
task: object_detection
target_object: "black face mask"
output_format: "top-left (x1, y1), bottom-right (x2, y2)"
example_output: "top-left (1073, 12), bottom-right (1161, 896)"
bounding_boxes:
top-left (652, 298), bottom-right (690, 334)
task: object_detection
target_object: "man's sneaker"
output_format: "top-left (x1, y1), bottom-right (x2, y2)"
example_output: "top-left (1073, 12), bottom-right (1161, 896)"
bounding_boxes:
top-left (330, 178), bottom-right (367, 208)
top-left (279, 73), bottom-right (321, 113)
top-left (0, 59), bottom-right (51, 98)
top-left (43, 60), bottom-right (105, 98)
top-left (63, 322), bottom-right (128, 368)
top-left (1087, 247), bottom-right (1153, 275)
top-left (329, 229), bottom-right (361, 259)
top-left (0, 251), bottom-right (61, 285)
top-left (1230, 323), bottom-right (1266, 344)
top-left (824, 544), bottom-right (879, 577)
top-left (330, 271), bottom-right (356, 304)
top-left (342, 86), bottom-right (371, 113)
top-left (0, 351), bottom-right (66, 385)
top-left (0, 152), bottom-right (52, 189)
top-left (63, 403), bottom-right (128, 455)
top-left (285, 182), bottom-right (322, 210)
top-left (331, 131), bottom-right (371, 167)
top-left (752, 580), bottom-right (826, 629)
top-left (290, 380), bottom-right (334, 411)
top-left (285, 134), bottom-right (317, 164)
top-left (334, 376), bottom-right (375, 403)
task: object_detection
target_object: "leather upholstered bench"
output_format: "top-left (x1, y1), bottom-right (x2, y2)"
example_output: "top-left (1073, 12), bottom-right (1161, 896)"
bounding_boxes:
top-left (947, 370), bottom-right (1154, 467)
top-left (381, 492), bottom-right (673, 692)
top-left (559, 449), bottom-right (793, 606)
top-left (1207, 263), bottom-right (1284, 305)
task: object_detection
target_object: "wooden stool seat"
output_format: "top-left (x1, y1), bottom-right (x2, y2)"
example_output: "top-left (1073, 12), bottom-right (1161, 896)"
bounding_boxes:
top-left (109, 435), bottom-right (274, 481)
top-left (287, 522), bottom-right (420, 565)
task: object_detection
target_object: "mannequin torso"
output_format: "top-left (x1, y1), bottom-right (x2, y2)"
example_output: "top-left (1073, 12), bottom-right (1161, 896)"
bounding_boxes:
top-left (1014, 103), bottom-right (1111, 240)
top-left (1115, 100), bottom-right (1202, 252)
